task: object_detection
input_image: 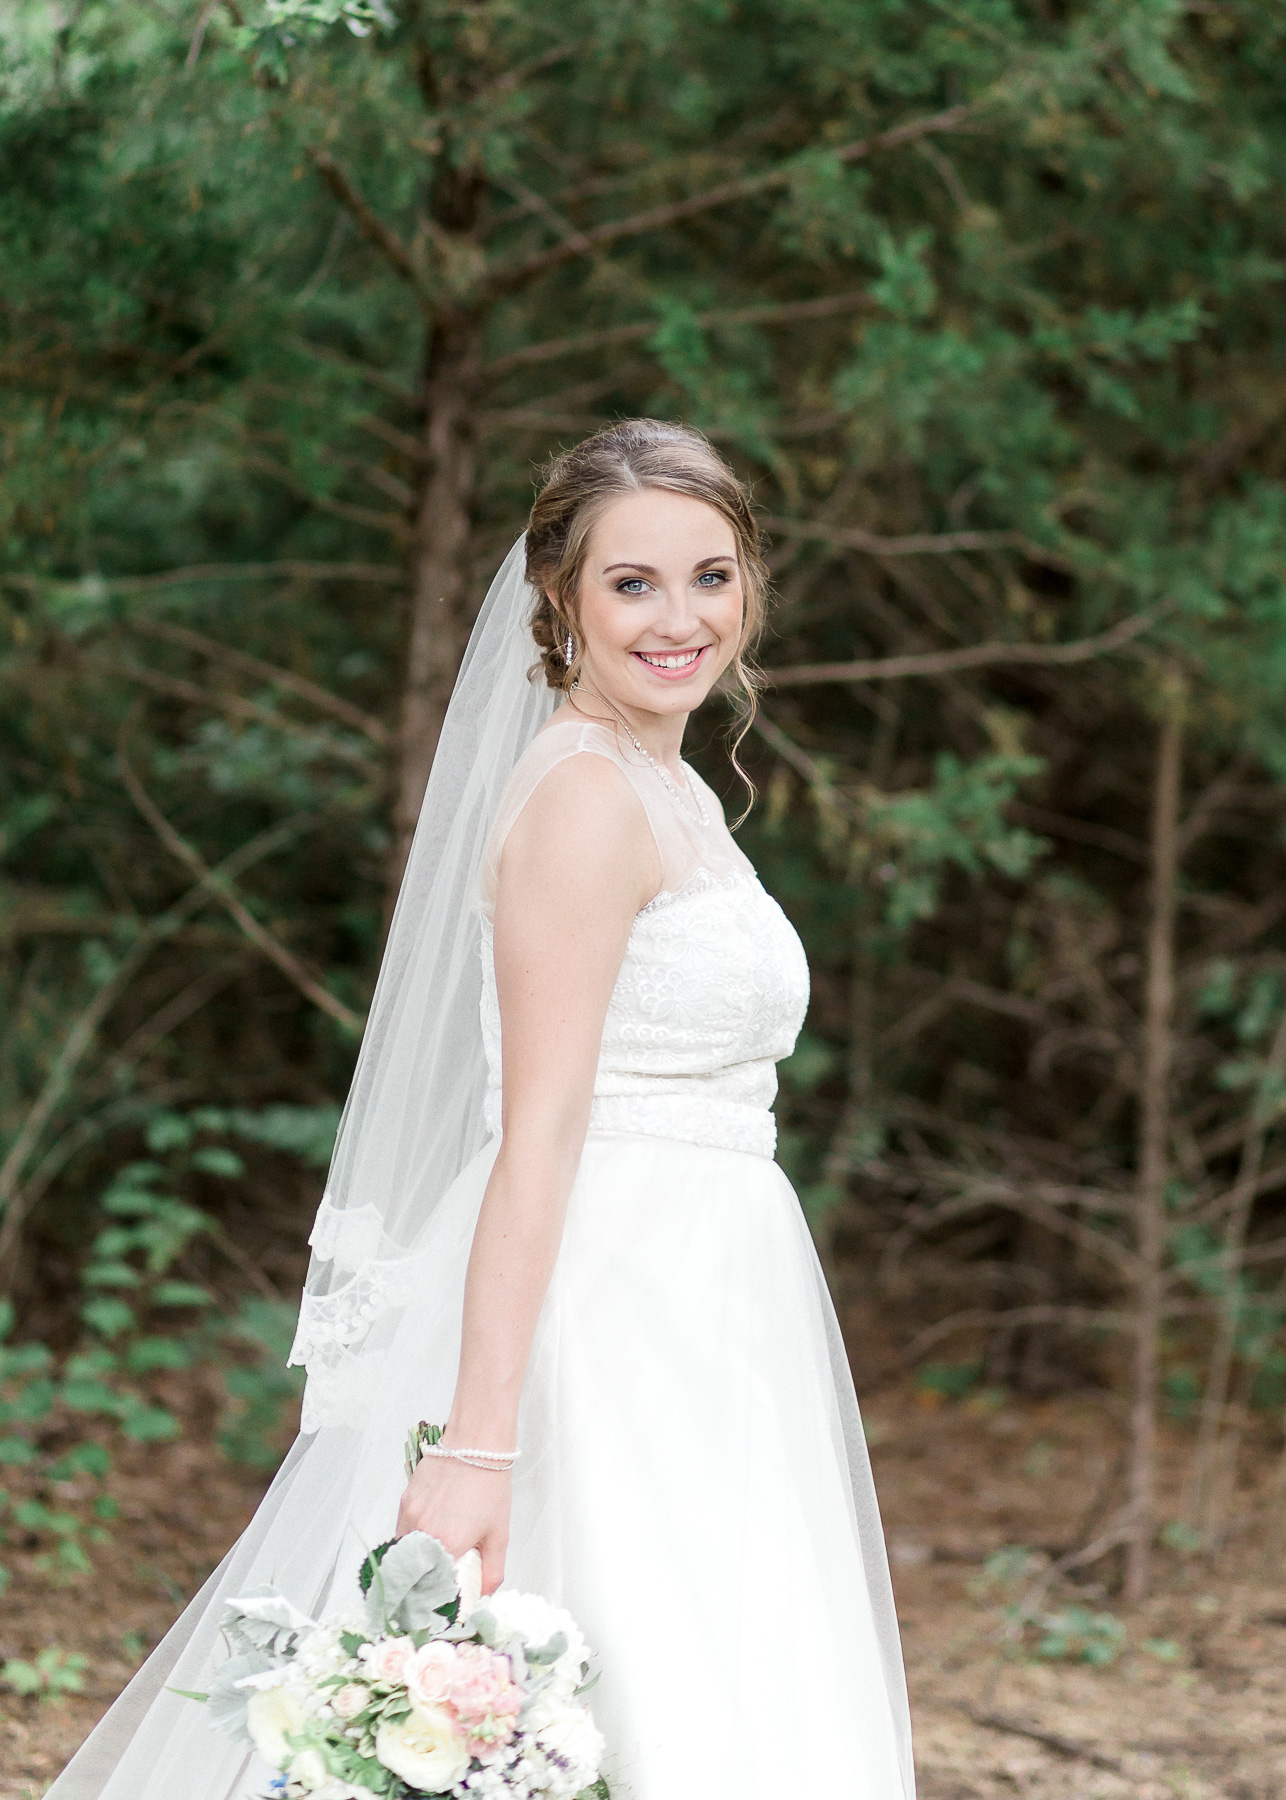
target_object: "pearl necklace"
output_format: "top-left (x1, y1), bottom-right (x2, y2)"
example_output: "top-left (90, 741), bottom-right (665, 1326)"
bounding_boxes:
top-left (572, 682), bottom-right (710, 828)
top-left (621, 724), bottom-right (710, 828)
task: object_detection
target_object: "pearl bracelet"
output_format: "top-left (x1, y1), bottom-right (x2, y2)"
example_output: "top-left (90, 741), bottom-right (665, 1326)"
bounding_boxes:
top-left (420, 1443), bottom-right (521, 1471)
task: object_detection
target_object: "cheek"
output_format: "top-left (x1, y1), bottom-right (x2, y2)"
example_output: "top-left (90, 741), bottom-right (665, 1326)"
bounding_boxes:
top-left (711, 591), bottom-right (746, 655)
top-left (579, 590), bottom-right (636, 653)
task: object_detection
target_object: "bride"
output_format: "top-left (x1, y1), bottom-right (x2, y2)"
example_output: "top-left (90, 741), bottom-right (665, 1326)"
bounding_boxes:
top-left (50, 420), bottom-right (915, 1800)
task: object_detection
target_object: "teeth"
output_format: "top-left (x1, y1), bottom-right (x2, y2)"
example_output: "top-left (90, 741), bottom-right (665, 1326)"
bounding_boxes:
top-left (638, 649), bottom-right (702, 669)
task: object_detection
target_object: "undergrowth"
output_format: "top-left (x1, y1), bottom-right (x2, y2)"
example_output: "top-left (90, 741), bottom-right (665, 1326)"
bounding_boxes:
top-left (0, 1105), bottom-right (334, 1604)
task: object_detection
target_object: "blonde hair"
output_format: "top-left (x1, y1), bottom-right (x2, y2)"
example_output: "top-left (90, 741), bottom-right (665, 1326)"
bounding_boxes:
top-left (525, 419), bottom-right (768, 807)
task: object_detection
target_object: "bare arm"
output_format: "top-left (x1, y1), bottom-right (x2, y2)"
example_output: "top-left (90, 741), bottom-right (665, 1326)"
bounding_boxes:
top-left (396, 754), bottom-right (658, 1588)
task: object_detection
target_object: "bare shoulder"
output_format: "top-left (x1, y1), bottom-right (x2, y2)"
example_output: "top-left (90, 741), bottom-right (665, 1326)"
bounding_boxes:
top-left (499, 749), bottom-right (659, 909)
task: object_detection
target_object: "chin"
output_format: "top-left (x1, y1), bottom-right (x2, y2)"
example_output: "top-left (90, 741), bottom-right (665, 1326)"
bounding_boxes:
top-left (633, 679), bottom-right (714, 712)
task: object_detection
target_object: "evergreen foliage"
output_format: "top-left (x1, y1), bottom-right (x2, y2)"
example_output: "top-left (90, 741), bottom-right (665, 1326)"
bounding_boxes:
top-left (4, 0), bottom-right (1286, 1591)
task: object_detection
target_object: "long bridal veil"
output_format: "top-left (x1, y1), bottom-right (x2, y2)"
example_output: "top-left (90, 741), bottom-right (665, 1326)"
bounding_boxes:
top-left (48, 540), bottom-right (556, 1800)
top-left (290, 537), bottom-right (556, 1433)
top-left (49, 535), bottom-right (915, 1800)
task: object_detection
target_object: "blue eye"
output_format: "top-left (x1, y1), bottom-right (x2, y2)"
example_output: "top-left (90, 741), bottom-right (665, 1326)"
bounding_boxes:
top-left (617, 578), bottom-right (648, 594)
top-left (697, 569), bottom-right (729, 586)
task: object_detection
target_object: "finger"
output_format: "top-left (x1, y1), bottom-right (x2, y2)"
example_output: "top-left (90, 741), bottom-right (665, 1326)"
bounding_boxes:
top-left (479, 1533), bottom-right (507, 1596)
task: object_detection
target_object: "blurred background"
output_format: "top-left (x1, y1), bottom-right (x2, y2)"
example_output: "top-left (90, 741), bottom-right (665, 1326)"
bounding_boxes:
top-left (3, 2), bottom-right (1286, 1793)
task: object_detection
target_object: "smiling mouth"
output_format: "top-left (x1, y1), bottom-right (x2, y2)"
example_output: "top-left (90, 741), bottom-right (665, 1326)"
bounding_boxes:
top-left (631, 646), bottom-right (710, 673)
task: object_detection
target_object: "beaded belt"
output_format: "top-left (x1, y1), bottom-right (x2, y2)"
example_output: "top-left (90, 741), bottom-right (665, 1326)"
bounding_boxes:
top-left (483, 1089), bottom-right (775, 1159)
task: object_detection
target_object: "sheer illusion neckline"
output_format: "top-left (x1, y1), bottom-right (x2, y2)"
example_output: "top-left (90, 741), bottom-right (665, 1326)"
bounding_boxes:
top-left (539, 710), bottom-right (709, 827)
top-left (480, 713), bottom-right (753, 922)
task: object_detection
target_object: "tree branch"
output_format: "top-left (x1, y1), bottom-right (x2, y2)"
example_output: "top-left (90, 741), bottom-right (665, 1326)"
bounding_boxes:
top-left (766, 609), bottom-right (1161, 687)
top-left (309, 150), bottom-right (429, 300)
top-left (483, 289), bottom-right (875, 376)
top-left (185, 0), bottom-right (220, 68)
top-left (242, 452), bottom-right (412, 539)
top-left (3, 560), bottom-right (403, 600)
top-left (117, 748), bottom-right (363, 1033)
top-left (0, 813), bottom-right (321, 1283)
top-left (750, 715), bottom-right (861, 820)
top-left (128, 617), bottom-right (390, 744)
top-left (488, 105), bottom-right (973, 293)
top-left (905, 1302), bottom-right (1137, 1360)
top-left (95, 656), bottom-right (383, 777)
top-left (968, 1710), bottom-right (1124, 1776)
top-left (762, 512), bottom-right (1028, 559)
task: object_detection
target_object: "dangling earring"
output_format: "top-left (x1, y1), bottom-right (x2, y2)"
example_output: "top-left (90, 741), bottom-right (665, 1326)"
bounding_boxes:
top-left (564, 631), bottom-right (575, 667)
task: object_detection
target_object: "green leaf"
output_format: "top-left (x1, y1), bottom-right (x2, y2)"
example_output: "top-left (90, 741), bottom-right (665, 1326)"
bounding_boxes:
top-left (118, 1404), bottom-right (180, 1443)
top-left (146, 1114), bottom-right (195, 1153)
top-left (150, 1282), bottom-right (213, 1308)
top-left (51, 1443), bottom-right (112, 1480)
top-left (124, 1337), bottom-right (192, 1373)
top-left (61, 1382), bottom-right (127, 1417)
top-left (190, 1147), bottom-right (246, 1178)
top-left (82, 1262), bottom-right (142, 1289)
top-left (0, 1342), bottom-right (52, 1377)
top-left (9, 1377), bottom-right (57, 1423)
top-left (218, 1105), bottom-right (341, 1167)
top-left (0, 1438), bottom-right (35, 1466)
top-left (82, 1298), bottom-right (137, 1339)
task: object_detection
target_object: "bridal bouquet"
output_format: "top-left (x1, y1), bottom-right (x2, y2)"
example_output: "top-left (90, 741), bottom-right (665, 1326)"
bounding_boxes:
top-left (178, 1437), bottom-right (606, 1800)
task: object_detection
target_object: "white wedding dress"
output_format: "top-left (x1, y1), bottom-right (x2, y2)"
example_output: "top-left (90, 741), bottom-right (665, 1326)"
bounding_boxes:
top-left (48, 715), bottom-right (915, 1800)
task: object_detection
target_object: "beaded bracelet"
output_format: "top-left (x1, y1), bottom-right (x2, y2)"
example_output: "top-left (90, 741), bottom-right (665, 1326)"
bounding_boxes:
top-left (419, 1443), bottom-right (521, 1472)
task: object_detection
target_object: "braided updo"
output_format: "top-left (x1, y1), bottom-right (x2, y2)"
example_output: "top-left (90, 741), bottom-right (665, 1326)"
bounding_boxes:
top-left (525, 422), bottom-right (769, 760)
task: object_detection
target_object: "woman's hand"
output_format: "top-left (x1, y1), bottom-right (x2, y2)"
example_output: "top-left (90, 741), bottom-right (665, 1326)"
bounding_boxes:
top-left (395, 1456), bottom-right (510, 1595)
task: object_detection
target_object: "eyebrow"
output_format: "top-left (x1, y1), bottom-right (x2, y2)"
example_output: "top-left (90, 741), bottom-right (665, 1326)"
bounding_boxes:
top-left (601, 554), bottom-right (737, 575)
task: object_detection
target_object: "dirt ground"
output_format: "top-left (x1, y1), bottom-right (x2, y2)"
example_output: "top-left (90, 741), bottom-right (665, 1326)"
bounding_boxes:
top-left (3, 1370), bottom-right (1284, 1799)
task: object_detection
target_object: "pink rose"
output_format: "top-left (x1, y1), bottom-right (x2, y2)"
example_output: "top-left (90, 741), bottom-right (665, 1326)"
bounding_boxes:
top-left (444, 1645), bottom-right (524, 1757)
top-left (330, 1682), bottom-right (369, 1719)
top-left (363, 1635), bottom-right (415, 1685)
top-left (405, 1640), bottom-right (458, 1708)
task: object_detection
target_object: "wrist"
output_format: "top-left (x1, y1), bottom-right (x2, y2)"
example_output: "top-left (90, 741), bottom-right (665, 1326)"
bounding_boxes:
top-left (446, 1403), bottom-right (520, 1449)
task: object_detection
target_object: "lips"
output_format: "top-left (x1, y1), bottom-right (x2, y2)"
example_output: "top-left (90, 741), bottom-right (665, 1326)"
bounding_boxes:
top-left (631, 645), bottom-right (711, 678)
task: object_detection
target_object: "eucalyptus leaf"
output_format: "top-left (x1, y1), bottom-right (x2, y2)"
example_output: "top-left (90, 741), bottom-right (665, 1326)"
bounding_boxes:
top-left (221, 1587), bottom-right (315, 1656)
top-left (364, 1531), bottom-right (459, 1636)
top-left (199, 1650), bottom-right (278, 1738)
top-left (522, 1631), bottom-right (569, 1667)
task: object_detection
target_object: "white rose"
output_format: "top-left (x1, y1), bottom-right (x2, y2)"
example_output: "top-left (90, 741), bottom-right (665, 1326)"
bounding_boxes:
top-left (292, 1785), bottom-right (379, 1800)
top-left (246, 1685), bottom-right (309, 1769)
top-left (287, 1748), bottom-right (331, 1791)
top-left (375, 1703), bottom-right (471, 1791)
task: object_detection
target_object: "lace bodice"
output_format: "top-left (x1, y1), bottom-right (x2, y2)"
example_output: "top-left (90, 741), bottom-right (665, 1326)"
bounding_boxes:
top-left (480, 718), bottom-right (810, 1157)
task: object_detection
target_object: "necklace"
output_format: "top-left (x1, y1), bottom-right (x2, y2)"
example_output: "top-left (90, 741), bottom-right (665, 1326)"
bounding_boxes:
top-left (572, 681), bottom-right (710, 828)
top-left (621, 724), bottom-right (710, 828)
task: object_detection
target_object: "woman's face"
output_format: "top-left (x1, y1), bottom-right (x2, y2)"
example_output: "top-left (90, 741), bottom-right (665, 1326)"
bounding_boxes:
top-left (567, 487), bottom-right (745, 723)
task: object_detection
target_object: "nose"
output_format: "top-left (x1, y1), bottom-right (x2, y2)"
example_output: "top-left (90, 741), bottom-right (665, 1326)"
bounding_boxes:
top-left (652, 580), bottom-right (701, 642)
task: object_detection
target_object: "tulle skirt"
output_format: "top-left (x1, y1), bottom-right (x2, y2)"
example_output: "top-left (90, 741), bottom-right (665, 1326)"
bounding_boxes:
top-left (47, 1133), bottom-right (915, 1800)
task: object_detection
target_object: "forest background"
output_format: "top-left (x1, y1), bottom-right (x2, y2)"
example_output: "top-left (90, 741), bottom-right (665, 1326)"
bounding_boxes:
top-left (3, 0), bottom-right (1286, 1788)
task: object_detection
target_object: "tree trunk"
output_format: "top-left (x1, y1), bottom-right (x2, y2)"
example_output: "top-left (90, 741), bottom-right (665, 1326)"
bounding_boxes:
top-left (1186, 1005), bottom-right (1286, 1539)
top-left (391, 312), bottom-right (481, 891)
top-left (1126, 685), bottom-right (1183, 1602)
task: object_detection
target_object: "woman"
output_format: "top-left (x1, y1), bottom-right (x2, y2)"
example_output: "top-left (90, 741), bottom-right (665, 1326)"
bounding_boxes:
top-left (49, 421), bottom-right (915, 1800)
